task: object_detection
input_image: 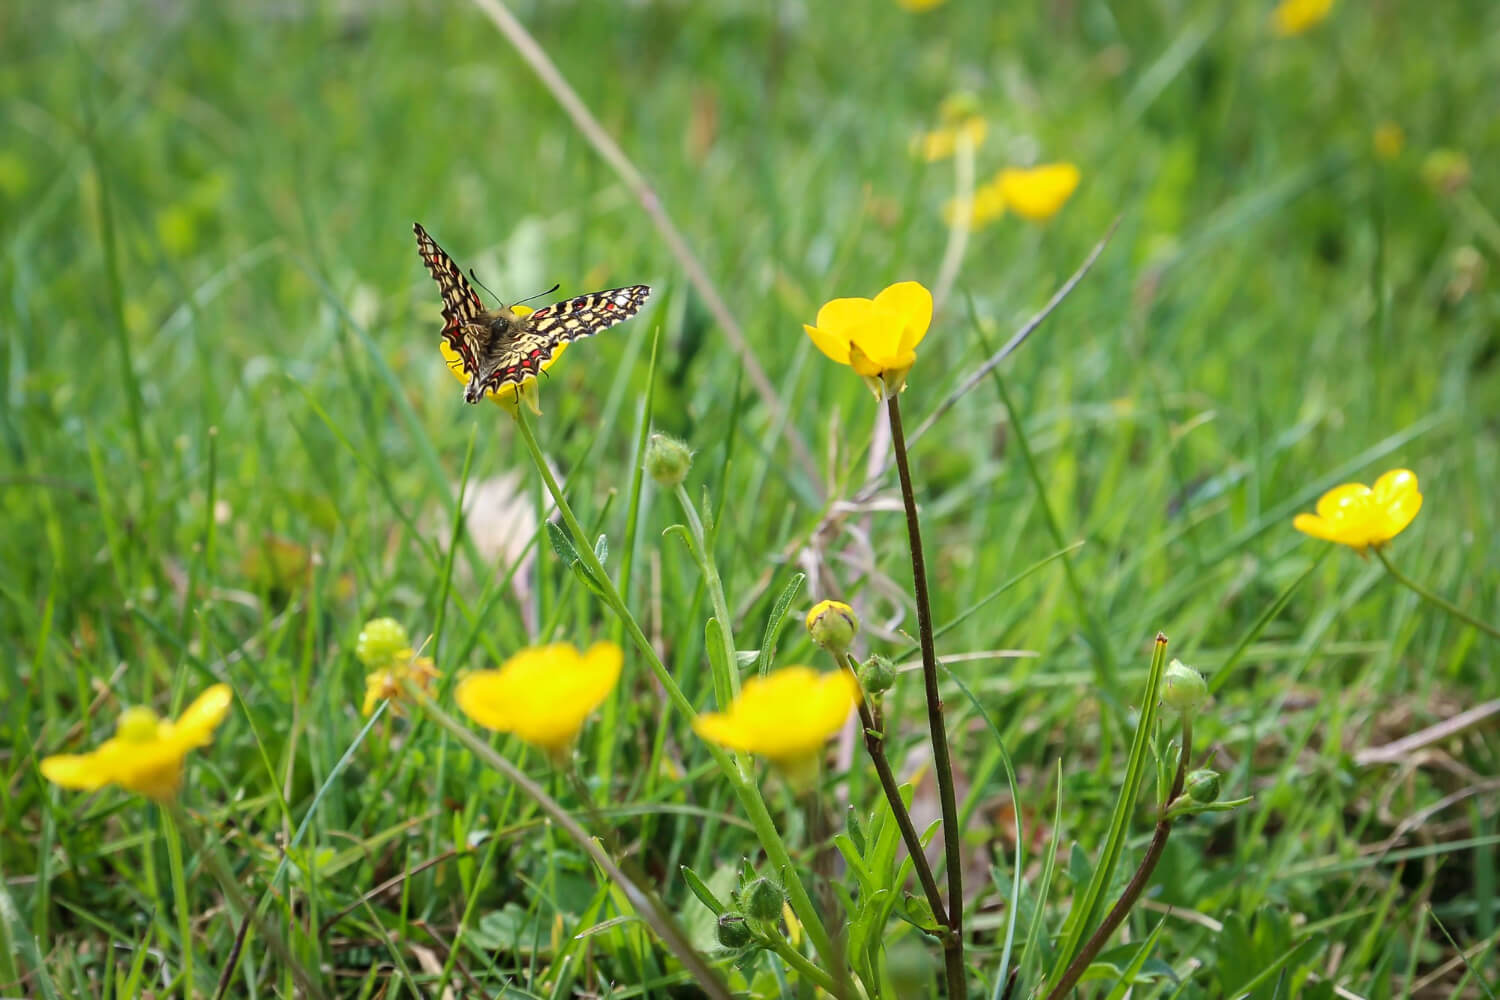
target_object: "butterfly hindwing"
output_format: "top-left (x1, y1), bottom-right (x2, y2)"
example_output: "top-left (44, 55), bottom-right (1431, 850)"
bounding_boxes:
top-left (413, 222), bottom-right (484, 370)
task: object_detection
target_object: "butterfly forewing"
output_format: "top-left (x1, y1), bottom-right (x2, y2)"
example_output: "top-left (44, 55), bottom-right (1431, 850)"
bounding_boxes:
top-left (413, 223), bottom-right (485, 368)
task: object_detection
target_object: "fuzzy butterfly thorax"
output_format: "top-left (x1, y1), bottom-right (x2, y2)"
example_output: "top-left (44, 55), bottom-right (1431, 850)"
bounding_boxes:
top-left (413, 222), bottom-right (651, 406)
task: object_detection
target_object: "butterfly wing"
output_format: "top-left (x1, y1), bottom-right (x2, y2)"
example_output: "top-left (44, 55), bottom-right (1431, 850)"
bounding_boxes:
top-left (477, 285), bottom-right (652, 396)
top-left (413, 222), bottom-right (485, 372)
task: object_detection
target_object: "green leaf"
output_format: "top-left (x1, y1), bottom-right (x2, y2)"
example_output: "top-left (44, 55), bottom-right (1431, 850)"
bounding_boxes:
top-left (755, 572), bottom-right (805, 678)
top-left (547, 520), bottom-right (579, 564)
top-left (902, 891), bottom-right (942, 935)
top-left (680, 865), bottom-right (727, 916)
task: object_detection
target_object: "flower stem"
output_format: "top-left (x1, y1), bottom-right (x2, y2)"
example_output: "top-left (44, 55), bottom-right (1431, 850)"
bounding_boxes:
top-left (839, 651), bottom-right (948, 928)
top-left (1373, 547), bottom-right (1500, 641)
top-left (1043, 717), bottom-right (1192, 1000)
top-left (414, 690), bottom-right (735, 1000)
top-left (885, 394), bottom-right (966, 996)
top-left (511, 411), bottom-right (839, 968)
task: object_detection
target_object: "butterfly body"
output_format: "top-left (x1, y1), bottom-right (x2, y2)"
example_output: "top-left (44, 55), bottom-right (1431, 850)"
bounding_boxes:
top-left (413, 222), bottom-right (651, 404)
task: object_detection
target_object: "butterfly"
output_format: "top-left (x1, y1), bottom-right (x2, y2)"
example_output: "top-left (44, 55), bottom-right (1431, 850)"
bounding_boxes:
top-left (413, 222), bottom-right (651, 404)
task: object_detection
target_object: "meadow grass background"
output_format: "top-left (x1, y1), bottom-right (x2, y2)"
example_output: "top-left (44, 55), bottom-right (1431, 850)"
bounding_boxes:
top-left (3, 0), bottom-right (1499, 995)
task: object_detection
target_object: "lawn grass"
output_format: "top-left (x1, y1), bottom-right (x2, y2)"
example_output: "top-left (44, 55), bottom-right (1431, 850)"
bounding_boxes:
top-left (3, 0), bottom-right (1498, 996)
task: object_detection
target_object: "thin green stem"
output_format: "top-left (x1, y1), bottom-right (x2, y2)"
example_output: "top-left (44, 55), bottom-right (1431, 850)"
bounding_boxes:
top-left (160, 808), bottom-right (194, 997)
top-left (1373, 547), bottom-right (1500, 641)
top-left (885, 394), bottom-right (966, 997)
top-left (763, 931), bottom-right (842, 995)
top-left (839, 651), bottom-right (947, 928)
top-left (511, 411), bottom-right (839, 967)
top-left (674, 482), bottom-right (741, 704)
top-left (1044, 716), bottom-right (1192, 1000)
top-left (415, 690), bottom-right (734, 1000)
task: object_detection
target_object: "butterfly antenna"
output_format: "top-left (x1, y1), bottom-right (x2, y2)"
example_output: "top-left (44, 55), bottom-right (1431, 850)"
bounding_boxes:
top-left (467, 267), bottom-right (505, 304)
top-left (511, 283), bottom-right (562, 309)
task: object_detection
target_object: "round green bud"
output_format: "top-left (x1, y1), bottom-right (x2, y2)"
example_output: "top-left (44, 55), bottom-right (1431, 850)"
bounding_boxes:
top-left (1186, 768), bottom-right (1221, 804)
top-left (644, 433), bottom-right (693, 487)
top-left (743, 877), bottom-right (784, 922)
top-left (715, 912), bottom-right (754, 949)
top-left (858, 653), bottom-right (896, 695)
top-left (806, 600), bottom-right (859, 656)
top-left (356, 617), bottom-right (411, 668)
top-left (1162, 659), bottom-right (1208, 715)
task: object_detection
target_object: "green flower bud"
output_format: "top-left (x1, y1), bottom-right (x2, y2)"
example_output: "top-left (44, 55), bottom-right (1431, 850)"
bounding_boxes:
top-left (858, 653), bottom-right (896, 695)
top-left (715, 912), bottom-right (753, 949)
top-left (742, 877), bottom-right (784, 922)
top-left (1162, 659), bottom-right (1208, 715)
top-left (644, 433), bottom-right (693, 487)
top-left (806, 600), bottom-right (858, 656)
top-left (1185, 768), bottom-right (1221, 804)
top-left (356, 617), bottom-right (411, 668)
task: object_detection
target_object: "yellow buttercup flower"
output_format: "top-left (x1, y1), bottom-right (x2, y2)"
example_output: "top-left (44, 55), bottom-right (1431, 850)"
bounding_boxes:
top-left (1372, 122), bottom-right (1405, 161)
top-left (1270, 0), bottom-right (1333, 36)
top-left (915, 117), bottom-right (986, 163)
top-left (363, 649), bottom-right (439, 717)
top-left (41, 685), bottom-right (233, 801)
top-left (440, 304), bottom-right (568, 418)
top-left (693, 667), bottom-right (859, 789)
top-left (997, 163), bottom-right (1080, 222)
top-left (804, 281), bottom-right (933, 400)
top-left (455, 641), bottom-right (622, 758)
top-left (1292, 469), bottom-right (1423, 552)
top-left (942, 179), bottom-right (1008, 229)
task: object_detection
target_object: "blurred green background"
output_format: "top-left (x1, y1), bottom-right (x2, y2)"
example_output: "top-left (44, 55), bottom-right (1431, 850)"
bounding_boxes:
top-left (3, 0), bottom-right (1498, 995)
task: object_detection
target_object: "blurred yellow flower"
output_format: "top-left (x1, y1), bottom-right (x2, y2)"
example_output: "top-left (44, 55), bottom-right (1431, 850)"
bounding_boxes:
top-left (1293, 469), bottom-right (1423, 552)
top-left (693, 667), bottom-right (858, 788)
top-left (997, 163), bottom-right (1080, 222)
top-left (942, 179), bottom-right (1008, 229)
top-left (41, 685), bottom-right (233, 801)
top-left (896, 0), bottom-right (947, 10)
top-left (440, 304), bottom-right (568, 417)
top-left (363, 649), bottom-right (439, 717)
top-left (1270, 0), bottom-right (1334, 36)
top-left (456, 641), bottom-right (622, 757)
top-left (804, 281), bottom-right (933, 400)
top-left (916, 117), bottom-right (986, 162)
top-left (1372, 122), bottom-right (1405, 161)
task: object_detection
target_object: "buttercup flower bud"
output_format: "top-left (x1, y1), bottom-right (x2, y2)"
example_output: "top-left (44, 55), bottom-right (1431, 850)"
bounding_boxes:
top-left (806, 600), bottom-right (858, 655)
top-left (644, 433), bottom-right (693, 487)
top-left (743, 877), bottom-right (784, 922)
top-left (716, 912), bottom-right (754, 949)
top-left (858, 653), bottom-right (896, 695)
top-left (1162, 659), bottom-right (1208, 715)
top-left (1186, 768), bottom-right (1221, 804)
top-left (356, 617), bottom-right (411, 668)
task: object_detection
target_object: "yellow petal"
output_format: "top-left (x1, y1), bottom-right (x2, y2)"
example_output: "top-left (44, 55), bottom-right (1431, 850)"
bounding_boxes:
top-left (998, 163), bottom-right (1081, 222)
top-left (874, 281), bottom-right (933, 355)
top-left (172, 684), bottom-right (233, 746)
top-left (1292, 512), bottom-right (1345, 544)
top-left (804, 323), bottom-right (852, 366)
top-left (1372, 468), bottom-right (1422, 539)
top-left (813, 297), bottom-right (877, 338)
top-left (1313, 482), bottom-right (1370, 520)
top-left (40, 753), bottom-right (111, 791)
